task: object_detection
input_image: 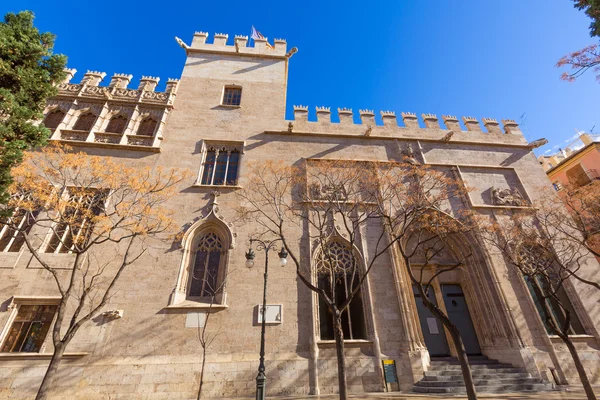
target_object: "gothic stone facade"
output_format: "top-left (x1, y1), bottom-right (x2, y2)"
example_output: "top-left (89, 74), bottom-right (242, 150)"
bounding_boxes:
top-left (0, 31), bottom-right (600, 399)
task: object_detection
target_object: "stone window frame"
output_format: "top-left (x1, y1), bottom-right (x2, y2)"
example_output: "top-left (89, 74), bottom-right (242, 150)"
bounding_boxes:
top-left (103, 113), bottom-right (130, 135)
top-left (221, 85), bottom-right (242, 107)
top-left (0, 192), bottom-right (38, 254)
top-left (168, 198), bottom-right (236, 311)
top-left (43, 109), bottom-right (67, 131)
top-left (522, 274), bottom-right (588, 337)
top-left (135, 116), bottom-right (159, 137)
top-left (312, 237), bottom-right (370, 343)
top-left (71, 109), bottom-right (98, 132)
top-left (194, 140), bottom-right (245, 188)
top-left (42, 187), bottom-right (109, 254)
top-left (0, 296), bottom-right (61, 354)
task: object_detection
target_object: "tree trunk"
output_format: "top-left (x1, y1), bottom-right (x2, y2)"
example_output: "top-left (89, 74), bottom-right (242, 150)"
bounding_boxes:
top-left (197, 346), bottom-right (207, 400)
top-left (446, 324), bottom-right (478, 400)
top-left (35, 342), bottom-right (66, 400)
top-left (421, 299), bottom-right (478, 400)
top-left (333, 315), bottom-right (348, 400)
top-left (558, 332), bottom-right (597, 400)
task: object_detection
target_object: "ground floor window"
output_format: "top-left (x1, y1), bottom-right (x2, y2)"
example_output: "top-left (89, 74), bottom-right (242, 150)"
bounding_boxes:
top-left (525, 277), bottom-right (585, 335)
top-left (315, 241), bottom-right (367, 340)
top-left (1, 304), bottom-right (57, 353)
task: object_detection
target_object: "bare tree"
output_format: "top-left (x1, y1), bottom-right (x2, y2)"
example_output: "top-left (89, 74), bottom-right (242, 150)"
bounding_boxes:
top-left (538, 181), bottom-right (600, 264)
top-left (1, 145), bottom-right (187, 400)
top-left (481, 212), bottom-right (597, 400)
top-left (236, 159), bottom-right (476, 399)
top-left (194, 267), bottom-right (233, 400)
top-left (374, 162), bottom-right (479, 400)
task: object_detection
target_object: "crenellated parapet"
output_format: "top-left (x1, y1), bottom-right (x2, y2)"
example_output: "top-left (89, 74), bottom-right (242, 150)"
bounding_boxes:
top-left (287, 106), bottom-right (522, 135)
top-left (56, 69), bottom-right (179, 106)
top-left (277, 106), bottom-right (528, 147)
top-left (188, 31), bottom-right (292, 58)
top-left (44, 68), bottom-right (180, 152)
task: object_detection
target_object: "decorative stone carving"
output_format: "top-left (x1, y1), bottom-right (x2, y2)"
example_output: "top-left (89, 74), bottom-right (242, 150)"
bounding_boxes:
top-left (491, 187), bottom-right (526, 206)
top-left (309, 182), bottom-right (348, 201)
top-left (127, 136), bottom-right (153, 146)
top-left (142, 91), bottom-right (169, 102)
top-left (61, 130), bottom-right (89, 142)
top-left (114, 88), bottom-right (141, 99)
top-left (402, 142), bottom-right (421, 165)
top-left (101, 310), bottom-right (123, 320)
top-left (58, 83), bottom-right (83, 93)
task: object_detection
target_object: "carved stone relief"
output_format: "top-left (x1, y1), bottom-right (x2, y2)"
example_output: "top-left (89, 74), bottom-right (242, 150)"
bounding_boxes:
top-left (491, 187), bottom-right (526, 206)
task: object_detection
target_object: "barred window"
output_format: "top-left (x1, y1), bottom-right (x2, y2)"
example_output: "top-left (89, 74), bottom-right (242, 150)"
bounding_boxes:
top-left (72, 112), bottom-right (97, 132)
top-left (315, 241), bottom-right (367, 340)
top-left (222, 87), bottom-right (242, 106)
top-left (189, 232), bottom-right (224, 298)
top-left (1, 305), bottom-right (57, 353)
top-left (200, 145), bottom-right (241, 186)
top-left (525, 276), bottom-right (585, 335)
top-left (105, 115), bottom-right (128, 134)
top-left (43, 110), bottom-right (65, 130)
top-left (137, 118), bottom-right (157, 136)
top-left (45, 188), bottom-right (107, 254)
top-left (0, 194), bottom-right (38, 253)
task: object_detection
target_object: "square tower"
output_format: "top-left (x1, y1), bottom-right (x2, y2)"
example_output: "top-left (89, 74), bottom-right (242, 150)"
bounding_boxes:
top-left (170, 32), bottom-right (292, 143)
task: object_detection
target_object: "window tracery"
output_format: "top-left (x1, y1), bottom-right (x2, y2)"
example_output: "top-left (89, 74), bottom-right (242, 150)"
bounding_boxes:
top-left (105, 115), bottom-right (128, 134)
top-left (137, 117), bottom-right (158, 136)
top-left (315, 240), bottom-right (367, 340)
top-left (72, 112), bottom-right (97, 132)
top-left (43, 110), bottom-right (66, 130)
top-left (199, 144), bottom-right (241, 186)
top-left (189, 232), bottom-right (225, 298)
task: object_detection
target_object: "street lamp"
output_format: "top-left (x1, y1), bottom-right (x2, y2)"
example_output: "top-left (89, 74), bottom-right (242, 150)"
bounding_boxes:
top-left (245, 238), bottom-right (288, 400)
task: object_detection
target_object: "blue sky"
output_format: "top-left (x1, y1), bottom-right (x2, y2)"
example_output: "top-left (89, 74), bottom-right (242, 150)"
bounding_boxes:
top-left (3, 1), bottom-right (598, 156)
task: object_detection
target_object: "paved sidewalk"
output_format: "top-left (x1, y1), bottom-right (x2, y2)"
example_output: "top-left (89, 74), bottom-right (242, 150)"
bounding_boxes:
top-left (226, 388), bottom-right (599, 400)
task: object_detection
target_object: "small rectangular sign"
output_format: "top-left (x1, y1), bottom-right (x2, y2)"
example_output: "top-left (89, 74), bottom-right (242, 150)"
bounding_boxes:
top-left (257, 304), bottom-right (283, 324)
top-left (427, 317), bottom-right (439, 334)
top-left (382, 360), bottom-right (398, 384)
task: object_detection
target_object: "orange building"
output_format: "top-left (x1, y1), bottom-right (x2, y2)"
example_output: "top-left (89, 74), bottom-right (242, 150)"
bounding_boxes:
top-left (538, 133), bottom-right (600, 190)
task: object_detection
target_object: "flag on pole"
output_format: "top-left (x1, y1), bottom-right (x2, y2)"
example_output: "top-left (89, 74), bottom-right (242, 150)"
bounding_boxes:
top-left (250, 25), bottom-right (274, 49)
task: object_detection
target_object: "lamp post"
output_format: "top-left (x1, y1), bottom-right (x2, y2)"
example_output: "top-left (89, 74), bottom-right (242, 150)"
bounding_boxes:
top-left (245, 238), bottom-right (288, 400)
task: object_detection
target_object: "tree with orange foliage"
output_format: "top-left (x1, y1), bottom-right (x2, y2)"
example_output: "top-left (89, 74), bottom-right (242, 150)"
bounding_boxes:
top-left (237, 159), bottom-right (478, 399)
top-left (549, 181), bottom-right (600, 263)
top-left (0, 145), bottom-right (187, 400)
top-left (557, 1), bottom-right (600, 81)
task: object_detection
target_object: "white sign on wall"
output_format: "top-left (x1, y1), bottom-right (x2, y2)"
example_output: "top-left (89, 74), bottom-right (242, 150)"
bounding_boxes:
top-left (185, 312), bottom-right (206, 328)
top-left (426, 317), bottom-right (439, 334)
top-left (257, 304), bottom-right (283, 324)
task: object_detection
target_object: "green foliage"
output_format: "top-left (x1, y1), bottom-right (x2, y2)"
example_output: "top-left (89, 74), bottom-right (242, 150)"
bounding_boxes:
top-left (0, 11), bottom-right (66, 205)
top-left (574, 0), bottom-right (600, 37)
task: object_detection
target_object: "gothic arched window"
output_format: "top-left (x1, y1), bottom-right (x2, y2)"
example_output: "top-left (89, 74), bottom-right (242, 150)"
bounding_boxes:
top-left (315, 241), bottom-right (367, 340)
top-left (137, 117), bottom-right (157, 136)
top-left (72, 112), bottom-right (97, 132)
top-left (43, 110), bottom-right (65, 130)
top-left (188, 231), bottom-right (225, 298)
top-left (105, 115), bottom-right (128, 134)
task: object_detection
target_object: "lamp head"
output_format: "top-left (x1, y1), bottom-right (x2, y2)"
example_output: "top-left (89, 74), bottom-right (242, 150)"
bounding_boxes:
top-left (278, 247), bottom-right (288, 267)
top-left (245, 248), bottom-right (255, 269)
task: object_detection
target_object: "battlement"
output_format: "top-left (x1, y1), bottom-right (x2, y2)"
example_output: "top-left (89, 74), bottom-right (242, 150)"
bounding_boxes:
top-left (285, 106), bottom-right (525, 145)
top-left (188, 31), bottom-right (294, 58)
top-left (56, 69), bottom-right (179, 106)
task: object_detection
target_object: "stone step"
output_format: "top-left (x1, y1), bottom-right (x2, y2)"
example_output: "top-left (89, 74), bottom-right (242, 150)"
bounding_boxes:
top-left (422, 372), bottom-right (532, 381)
top-left (430, 358), bottom-right (500, 365)
top-left (415, 377), bottom-right (542, 387)
top-left (413, 383), bottom-right (553, 394)
top-left (424, 367), bottom-right (527, 375)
